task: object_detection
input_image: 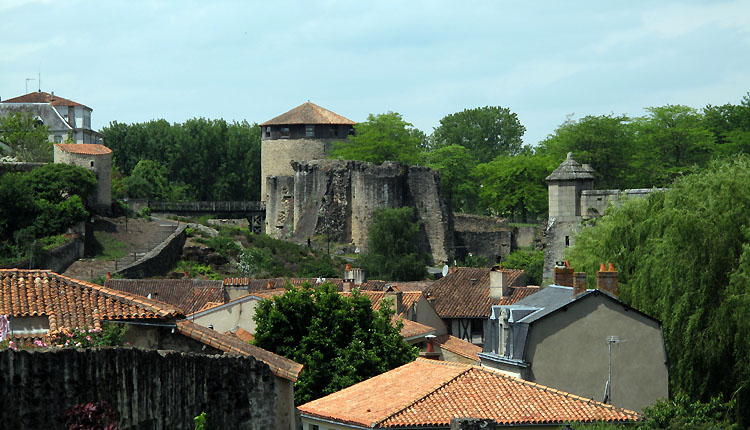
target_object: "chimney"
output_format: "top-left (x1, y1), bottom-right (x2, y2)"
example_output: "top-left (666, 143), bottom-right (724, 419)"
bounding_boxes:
top-left (183, 271), bottom-right (189, 278)
top-left (106, 272), bottom-right (111, 279)
top-left (419, 334), bottom-right (441, 360)
top-left (266, 281), bottom-right (273, 290)
top-left (573, 272), bottom-right (587, 296)
top-left (385, 290), bottom-right (403, 314)
top-left (596, 263), bottom-right (619, 297)
top-left (553, 260), bottom-right (574, 286)
top-left (351, 268), bottom-right (365, 285)
top-left (489, 265), bottom-right (509, 299)
top-left (51, 91), bottom-right (55, 101)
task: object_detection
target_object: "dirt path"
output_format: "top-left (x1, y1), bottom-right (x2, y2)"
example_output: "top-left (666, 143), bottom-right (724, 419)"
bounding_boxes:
top-left (63, 216), bottom-right (179, 282)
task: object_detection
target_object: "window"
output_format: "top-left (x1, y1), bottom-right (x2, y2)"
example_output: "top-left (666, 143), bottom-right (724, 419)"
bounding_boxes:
top-left (305, 125), bottom-right (315, 138)
top-left (90, 161), bottom-right (95, 168)
top-left (265, 126), bottom-right (271, 138)
top-left (329, 126), bottom-right (337, 138)
top-left (54, 135), bottom-right (63, 143)
top-left (565, 236), bottom-right (570, 247)
top-left (280, 127), bottom-right (290, 138)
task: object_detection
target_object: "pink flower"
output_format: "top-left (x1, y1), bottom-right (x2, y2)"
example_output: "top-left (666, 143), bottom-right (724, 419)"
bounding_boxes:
top-left (86, 335), bottom-right (92, 341)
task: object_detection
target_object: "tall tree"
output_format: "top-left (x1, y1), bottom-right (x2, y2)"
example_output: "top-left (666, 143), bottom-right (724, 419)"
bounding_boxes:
top-left (538, 114), bottom-right (635, 189)
top-left (430, 106), bottom-right (526, 163)
top-left (471, 153), bottom-right (554, 219)
top-left (330, 112), bottom-right (426, 165)
top-left (0, 112), bottom-right (53, 162)
top-left (425, 144), bottom-right (477, 212)
top-left (253, 282), bottom-right (418, 404)
top-left (357, 207), bottom-right (429, 281)
top-left (566, 157), bottom-right (750, 425)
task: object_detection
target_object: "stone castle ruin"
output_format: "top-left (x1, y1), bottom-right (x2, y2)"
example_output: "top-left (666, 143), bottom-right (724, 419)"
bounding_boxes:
top-left (544, 153), bottom-right (661, 281)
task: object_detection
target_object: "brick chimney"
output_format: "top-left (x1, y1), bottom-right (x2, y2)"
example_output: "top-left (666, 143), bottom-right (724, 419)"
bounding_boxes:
top-left (489, 265), bottom-right (510, 299)
top-left (419, 334), bottom-right (441, 360)
top-left (553, 260), bottom-right (574, 286)
top-left (597, 263), bottom-right (619, 297)
top-left (573, 272), bottom-right (587, 296)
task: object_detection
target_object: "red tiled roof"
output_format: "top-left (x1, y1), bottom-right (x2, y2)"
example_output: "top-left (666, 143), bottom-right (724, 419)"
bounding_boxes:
top-left (0, 269), bottom-right (182, 334)
top-left (260, 102), bottom-right (355, 126)
top-left (398, 318), bottom-right (435, 339)
top-left (54, 143), bottom-right (112, 155)
top-left (342, 290), bottom-right (422, 318)
top-left (299, 359), bottom-right (640, 428)
top-left (433, 334), bottom-right (481, 362)
top-left (176, 320), bottom-right (303, 382)
top-left (105, 279), bottom-right (226, 315)
top-left (425, 267), bottom-right (538, 318)
top-left (1, 91), bottom-right (89, 108)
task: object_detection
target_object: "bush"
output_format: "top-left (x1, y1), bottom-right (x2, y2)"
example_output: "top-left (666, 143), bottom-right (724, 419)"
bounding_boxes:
top-left (501, 249), bottom-right (544, 285)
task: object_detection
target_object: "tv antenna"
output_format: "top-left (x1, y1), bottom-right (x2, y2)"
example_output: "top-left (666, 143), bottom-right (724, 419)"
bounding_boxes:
top-left (25, 77), bottom-right (36, 93)
top-left (603, 336), bottom-right (625, 404)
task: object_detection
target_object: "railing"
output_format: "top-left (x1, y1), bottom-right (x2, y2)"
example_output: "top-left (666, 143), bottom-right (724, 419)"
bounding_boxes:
top-left (146, 201), bottom-right (265, 212)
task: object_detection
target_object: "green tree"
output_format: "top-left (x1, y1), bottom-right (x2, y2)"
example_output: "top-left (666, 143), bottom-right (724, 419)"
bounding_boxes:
top-left (26, 163), bottom-right (97, 204)
top-left (471, 153), bottom-right (554, 219)
top-left (631, 105), bottom-right (714, 186)
top-left (0, 173), bottom-right (37, 241)
top-left (703, 93), bottom-right (750, 155)
top-left (253, 282), bottom-right (418, 404)
top-left (430, 106), bottom-right (526, 163)
top-left (501, 249), bottom-right (544, 286)
top-left (330, 112), bottom-right (426, 165)
top-left (426, 144), bottom-right (478, 212)
top-left (538, 114), bottom-right (636, 189)
top-left (123, 159), bottom-right (170, 199)
top-left (566, 157), bottom-right (750, 425)
top-left (0, 111), bottom-right (53, 162)
top-left (357, 207), bottom-right (429, 281)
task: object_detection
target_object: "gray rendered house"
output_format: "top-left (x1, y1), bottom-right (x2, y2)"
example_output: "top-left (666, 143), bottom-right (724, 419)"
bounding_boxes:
top-left (480, 266), bottom-right (669, 412)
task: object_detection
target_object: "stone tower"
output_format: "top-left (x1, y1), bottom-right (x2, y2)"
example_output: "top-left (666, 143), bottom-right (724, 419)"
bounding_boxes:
top-left (543, 153), bottom-right (595, 281)
top-left (53, 143), bottom-right (113, 214)
top-left (259, 102), bottom-right (355, 202)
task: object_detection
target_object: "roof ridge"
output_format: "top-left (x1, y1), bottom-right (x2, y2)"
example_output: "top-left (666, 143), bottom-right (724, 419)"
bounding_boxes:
top-left (372, 363), bottom-right (473, 427)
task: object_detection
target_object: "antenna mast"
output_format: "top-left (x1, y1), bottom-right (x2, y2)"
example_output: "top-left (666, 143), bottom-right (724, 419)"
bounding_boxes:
top-left (25, 77), bottom-right (36, 93)
top-left (603, 336), bottom-right (621, 404)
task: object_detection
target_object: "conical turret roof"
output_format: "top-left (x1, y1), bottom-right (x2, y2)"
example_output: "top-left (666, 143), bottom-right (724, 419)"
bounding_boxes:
top-left (261, 102), bottom-right (355, 126)
top-left (546, 152), bottom-right (595, 181)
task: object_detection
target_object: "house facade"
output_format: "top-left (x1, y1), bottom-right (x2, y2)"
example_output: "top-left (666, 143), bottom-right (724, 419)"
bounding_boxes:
top-left (480, 265), bottom-right (669, 412)
top-left (0, 91), bottom-right (103, 144)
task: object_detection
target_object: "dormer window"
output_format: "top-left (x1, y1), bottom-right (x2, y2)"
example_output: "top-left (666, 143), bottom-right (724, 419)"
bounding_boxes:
top-left (305, 125), bottom-right (315, 138)
top-left (280, 127), bottom-right (290, 138)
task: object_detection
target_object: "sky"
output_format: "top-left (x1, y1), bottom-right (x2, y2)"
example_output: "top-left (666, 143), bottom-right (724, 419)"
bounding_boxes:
top-left (2, 0), bottom-right (749, 147)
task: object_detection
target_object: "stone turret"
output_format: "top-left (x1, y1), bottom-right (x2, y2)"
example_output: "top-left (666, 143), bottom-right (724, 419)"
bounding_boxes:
top-left (546, 152), bottom-right (595, 221)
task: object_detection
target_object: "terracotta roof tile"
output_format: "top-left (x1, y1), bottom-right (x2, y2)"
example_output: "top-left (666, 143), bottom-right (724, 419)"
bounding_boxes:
top-left (0, 269), bottom-right (182, 335)
top-left (260, 102), bottom-right (355, 126)
top-left (398, 318), bottom-right (435, 339)
top-left (175, 320), bottom-right (302, 382)
top-left (1, 91), bottom-right (89, 108)
top-left (224, 277), bottom-right (389, 292)
top-left (54, 143), bottom-right (112, 155)
top-left (299, 359), bottom-right (640, 428)
top-left (105, 279), bottom-right (226, 314)
top-left (425, 268), bottom-right (537, 318)
top-left (433, 334), bottom-right (482, 362)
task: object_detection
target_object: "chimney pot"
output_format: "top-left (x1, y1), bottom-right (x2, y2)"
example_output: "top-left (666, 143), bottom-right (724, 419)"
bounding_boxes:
top-left (599, 262), bottom-right (606, 272)
top-left (608, 263), bottom-right (616, 272)
top-left (106, 272), bottom-right (111, 279)
top-left (184, 271), bottom-right (189, 278)
top-left (266, 281), bottom-right (273, 289)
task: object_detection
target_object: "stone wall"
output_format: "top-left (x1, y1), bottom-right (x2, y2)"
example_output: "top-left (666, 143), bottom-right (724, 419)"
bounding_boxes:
top-left (0, 348), bottom-right (281, 429)
top-left (454, 230), bottom-right (512, 264)
top-left (267, 159), bottom-right (453, 264)
top-left (53, 146), bottom-right (112, 214)
top-left (118, 225), bottom-right (186, 278)
top-left (260, 138), bottom-right (333, 202)
top-left (0, 233), bottom-right (83, 272)
top-left (0, 161), bottom-right (46, 174)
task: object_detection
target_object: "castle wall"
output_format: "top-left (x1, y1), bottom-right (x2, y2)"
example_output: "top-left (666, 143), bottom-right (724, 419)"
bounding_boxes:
top-left (266, 159), bottom-right (453, 265)
top-left (265, 175), bottom-right (295, 238)
top-left (260, 138), bottom-right (333, 202)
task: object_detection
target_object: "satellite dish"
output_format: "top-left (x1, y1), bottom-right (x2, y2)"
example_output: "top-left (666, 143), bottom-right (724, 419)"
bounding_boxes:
top-left (441, 265), bottom-right (449, 277)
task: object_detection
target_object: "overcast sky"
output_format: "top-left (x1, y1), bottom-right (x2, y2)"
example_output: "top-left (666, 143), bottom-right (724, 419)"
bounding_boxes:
top-left (2, 0), bottom-right (749, 146)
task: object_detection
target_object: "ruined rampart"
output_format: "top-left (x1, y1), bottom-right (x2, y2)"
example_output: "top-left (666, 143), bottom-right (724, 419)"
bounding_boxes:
top-left (266, 159), bottom-right (453, 264)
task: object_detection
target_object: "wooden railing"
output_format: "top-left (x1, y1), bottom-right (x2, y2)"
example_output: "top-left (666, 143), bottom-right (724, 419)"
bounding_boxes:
top-left (146, 201), bottom-right (265, 212)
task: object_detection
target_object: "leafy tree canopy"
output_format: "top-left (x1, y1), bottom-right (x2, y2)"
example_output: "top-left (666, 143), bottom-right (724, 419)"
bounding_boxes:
top-left (426, 144), bottom-right (478, 212)
top-left (330, 112), bottom-right (426, 165)
top-left (357, 207), bottom-right (429, 281)
top-left (472, 153), bottom-right (554, 219)
top-left (101, 118), bottom-right (261, 201)
top-left (0, 111), bottom-right (53, 162)
top-left (430, 106), bottom-right (526, 163)
top-left (566, 157), bottom-right (750, 425)
top-left (253, 282), bottom-right (418, 404)
top-left (501, 249), bottom-right (544, 286)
